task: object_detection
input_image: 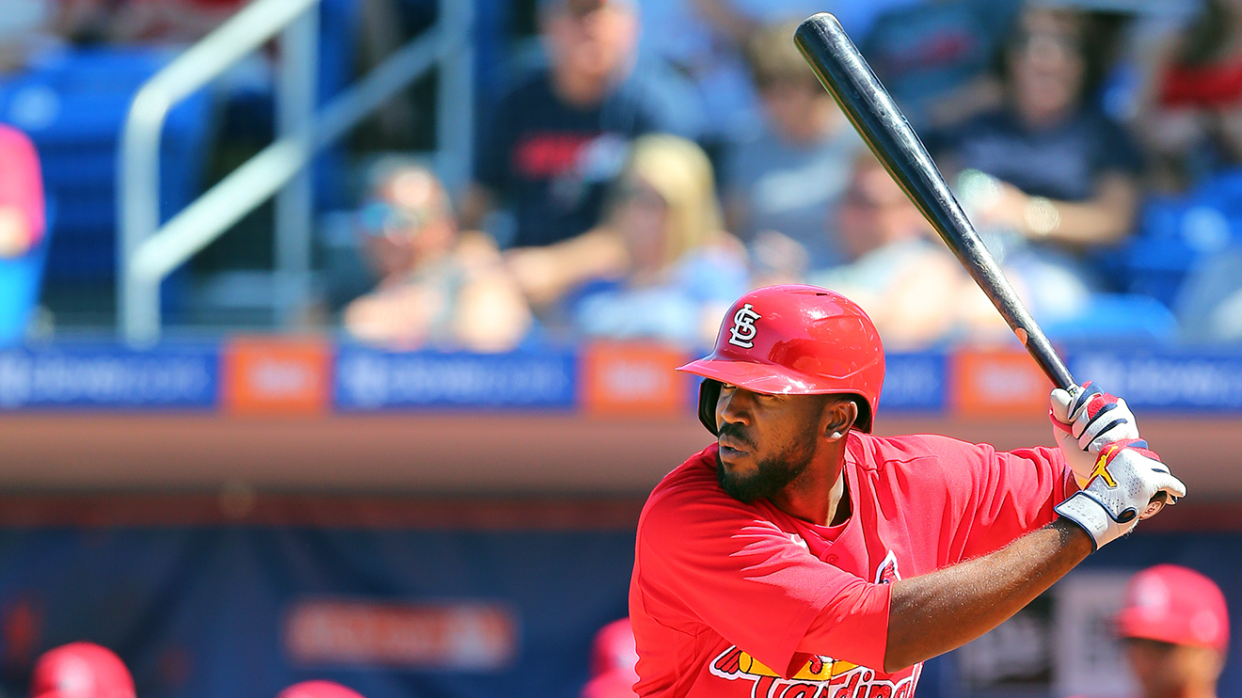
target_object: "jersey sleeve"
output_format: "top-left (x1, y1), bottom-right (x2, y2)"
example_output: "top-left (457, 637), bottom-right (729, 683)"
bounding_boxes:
top-left (941, 438), bottom-right (1077, 561)
top-left (634, 477), bottom-right (892, 677)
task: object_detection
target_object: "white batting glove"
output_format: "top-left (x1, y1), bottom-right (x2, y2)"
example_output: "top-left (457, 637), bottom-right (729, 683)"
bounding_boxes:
top-left (1050, 383), bottom-right (1140, 487)
top-left (1054, 441), bottom-right (1186, 550)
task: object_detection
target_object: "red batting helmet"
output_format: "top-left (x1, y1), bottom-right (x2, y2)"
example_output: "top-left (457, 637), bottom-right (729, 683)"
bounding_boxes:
top-left (1116, 564), bottom-right (1230, 651)
top-left (678, 285), bottom-right (885, 434)
top-left (582, 618), bottom-right (638, 698)
top-left (277, 681), bottom-right (366, 698)
top-left (31, 642), bottom-right (135, 698)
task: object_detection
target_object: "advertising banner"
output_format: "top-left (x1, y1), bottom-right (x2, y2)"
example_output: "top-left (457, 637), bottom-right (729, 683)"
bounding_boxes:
top-left (1070, 351), bottom-right (1242, 412)
top-left (0, 344), bottom-right (217, 409)
top-left (334, 347), bottom-right (577, 411)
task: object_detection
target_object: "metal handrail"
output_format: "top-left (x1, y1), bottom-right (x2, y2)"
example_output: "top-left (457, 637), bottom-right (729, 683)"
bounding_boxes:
top-left (119, 0), bottom-right (474, 344)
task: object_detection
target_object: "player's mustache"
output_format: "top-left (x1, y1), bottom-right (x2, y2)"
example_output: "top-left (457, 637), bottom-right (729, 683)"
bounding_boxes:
top-left (717, 423), bottom-right (755, 450)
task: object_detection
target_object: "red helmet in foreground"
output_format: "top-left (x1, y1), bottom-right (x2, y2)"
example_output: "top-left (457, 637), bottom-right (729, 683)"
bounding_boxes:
top-left (582, 618), bottom-right (639, 698)
top-left (31, 642), bottom-right (135, 698)
top-left (678, 285), bottom-right (885, 434)
top-left (1115, 564), bottom-right (1230, 651)
top-left (277, 681), bottom-right (366, 698)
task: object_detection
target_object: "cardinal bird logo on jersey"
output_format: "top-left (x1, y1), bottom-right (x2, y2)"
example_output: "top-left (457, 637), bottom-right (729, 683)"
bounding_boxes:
top-left (874, 551), bottom-right (901, 585)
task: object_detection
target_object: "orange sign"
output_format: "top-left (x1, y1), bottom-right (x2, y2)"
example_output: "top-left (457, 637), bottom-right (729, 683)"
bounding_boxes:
top-left (580, 342), bottom-right (691, 417)
top-left (951, 348), bottom-right (1050, 419)
top-left (221, 337), bottom-right (332, 416)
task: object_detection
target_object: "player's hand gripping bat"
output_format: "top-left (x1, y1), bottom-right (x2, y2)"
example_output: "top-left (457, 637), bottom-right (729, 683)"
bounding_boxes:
top-left (793, 12), bottom-right (1167, 518)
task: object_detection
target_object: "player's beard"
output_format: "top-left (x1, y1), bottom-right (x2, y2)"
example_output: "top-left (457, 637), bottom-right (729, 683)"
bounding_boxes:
top-left (715, 432), bottom-right (815, 504)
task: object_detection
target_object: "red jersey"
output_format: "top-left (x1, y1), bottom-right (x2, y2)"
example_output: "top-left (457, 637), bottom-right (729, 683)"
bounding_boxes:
top-left (629, 431), bottom-right (1075, 698)
top-left (1160, 61), bottom-right (1242, 108)
top-left (0, 126), bottom-right (44, 248)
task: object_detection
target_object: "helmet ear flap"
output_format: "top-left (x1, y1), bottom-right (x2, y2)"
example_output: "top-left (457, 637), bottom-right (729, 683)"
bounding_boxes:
top-left (697, 379), bottom-right (721, 435)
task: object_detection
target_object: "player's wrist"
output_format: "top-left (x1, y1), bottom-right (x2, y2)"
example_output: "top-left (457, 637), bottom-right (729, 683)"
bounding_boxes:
top-left (1054, 490), bottom-right (1120, 552)
top-left (1050, 516), bottom-right (1096, 557)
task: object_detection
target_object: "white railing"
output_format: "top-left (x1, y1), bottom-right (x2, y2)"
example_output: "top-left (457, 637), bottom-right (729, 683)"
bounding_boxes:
top-left (119, 0), bottom-right (474, 344)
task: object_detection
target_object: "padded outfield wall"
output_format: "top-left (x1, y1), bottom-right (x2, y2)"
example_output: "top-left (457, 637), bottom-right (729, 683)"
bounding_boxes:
top-left (0, 339), bottom-right (1238, 698)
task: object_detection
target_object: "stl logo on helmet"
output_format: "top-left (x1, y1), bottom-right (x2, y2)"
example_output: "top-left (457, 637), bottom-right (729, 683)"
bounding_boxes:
top-left (728, 304), bottom-right (762, 349)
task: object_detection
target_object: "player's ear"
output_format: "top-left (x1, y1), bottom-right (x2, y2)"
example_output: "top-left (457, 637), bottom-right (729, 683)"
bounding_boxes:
top-left (822, 397), bottom-right (858, 442)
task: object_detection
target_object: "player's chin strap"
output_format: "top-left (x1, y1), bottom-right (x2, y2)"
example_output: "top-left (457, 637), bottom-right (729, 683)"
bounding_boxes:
top-left (698, 379), bottom-right (722, 435)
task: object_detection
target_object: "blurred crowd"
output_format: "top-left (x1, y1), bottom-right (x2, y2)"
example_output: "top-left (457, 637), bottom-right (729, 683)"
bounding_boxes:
top-left (324, 0), bottom-right (1242, 353)
top-left (6, 0), bottom-right (1242, 350)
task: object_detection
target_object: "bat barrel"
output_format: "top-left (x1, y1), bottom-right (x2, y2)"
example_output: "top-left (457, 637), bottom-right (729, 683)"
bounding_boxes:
top-left (794, 13), bottom-right (1075, 391)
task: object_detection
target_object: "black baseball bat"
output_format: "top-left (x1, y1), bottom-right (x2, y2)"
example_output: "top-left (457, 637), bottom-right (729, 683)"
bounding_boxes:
top-left (793, 13), bottom-right (1167, 512)
top-left (794, 13), bottom-right (1069, 387)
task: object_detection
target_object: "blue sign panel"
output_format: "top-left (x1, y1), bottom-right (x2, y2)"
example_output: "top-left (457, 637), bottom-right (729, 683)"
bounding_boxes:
top-left (0, 345), bottom-right (218, 409)
top-left (880, 352), bottom-right (946, 412)
top-left (334, 348), bottom-right (577, 410)
top-left (1070, 351), bottom-right (1242, 412)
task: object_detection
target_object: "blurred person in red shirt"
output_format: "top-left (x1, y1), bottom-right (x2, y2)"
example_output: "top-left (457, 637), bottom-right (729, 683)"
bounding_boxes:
top-left (1132, 0), bottom-right (1242, 191)
top-left (343, 162), bottom-right (533, 352)
top-left (0, 126), bottom-right (44, 260)
top-left (30, 642), bottom-right (134, 698)
top-left (0, 124), bottom-right (47, 344)
top-left (1116, 565), bottom-right (1230, 698)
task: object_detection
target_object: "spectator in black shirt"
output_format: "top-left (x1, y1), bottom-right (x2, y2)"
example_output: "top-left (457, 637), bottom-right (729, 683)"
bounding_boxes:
top-left (941, 5), bottom-right (1142, 321)
top-left (463, 0), bottom-right (689, 249)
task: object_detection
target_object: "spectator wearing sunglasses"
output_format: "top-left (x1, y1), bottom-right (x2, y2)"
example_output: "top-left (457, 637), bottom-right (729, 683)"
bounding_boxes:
top-left (809, 152), bottom-right (1008, 349)
top-left (342, 164), bottom-right (533, 352)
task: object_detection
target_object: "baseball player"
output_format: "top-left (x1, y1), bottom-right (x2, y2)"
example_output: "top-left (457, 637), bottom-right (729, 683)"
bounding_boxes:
top-left (629, 284), bottom-right (1186, 698)
top-left (1117, 565), bottom-right (1229, 698)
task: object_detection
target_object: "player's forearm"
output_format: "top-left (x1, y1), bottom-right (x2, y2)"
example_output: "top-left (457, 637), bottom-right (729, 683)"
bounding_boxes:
top-left (882, 518), bottom-right (1092, 673)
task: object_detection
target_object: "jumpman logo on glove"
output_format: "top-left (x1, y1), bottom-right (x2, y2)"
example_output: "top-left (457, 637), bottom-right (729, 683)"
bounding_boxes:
top-left (1089, 445), bottom-right (1121, 488)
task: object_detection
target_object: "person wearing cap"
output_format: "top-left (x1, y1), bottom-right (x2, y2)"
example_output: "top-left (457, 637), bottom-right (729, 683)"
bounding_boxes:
top-left (1117, 565), bottom-right (1230, 698)
top-left (31, 642), bottom-right (135, 698)
top-left (342, 162), bottom-right (532, 352)
top-left (629, 284), bottom-right (1186, 698)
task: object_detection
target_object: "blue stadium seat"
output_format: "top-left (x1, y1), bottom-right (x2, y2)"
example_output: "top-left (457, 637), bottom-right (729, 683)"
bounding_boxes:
top-left (1103, 171), bottom-right (1242, 308)
top-left (1041, 293), bottom-right (1179, 343)
top-left (0, 48), bottom-right (212, 288)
